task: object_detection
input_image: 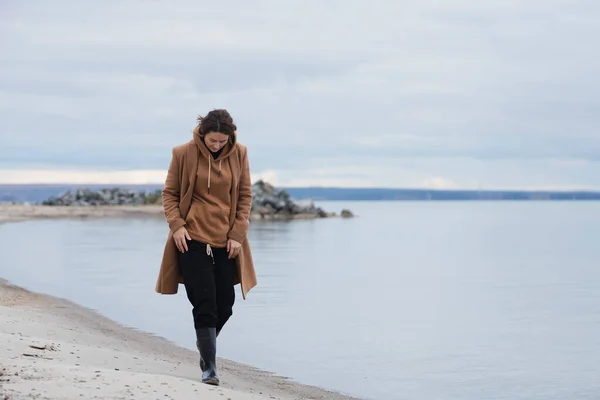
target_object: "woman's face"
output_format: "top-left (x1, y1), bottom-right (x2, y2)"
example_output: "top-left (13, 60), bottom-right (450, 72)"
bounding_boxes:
top-left (204, 132), bottom-right (229, 152)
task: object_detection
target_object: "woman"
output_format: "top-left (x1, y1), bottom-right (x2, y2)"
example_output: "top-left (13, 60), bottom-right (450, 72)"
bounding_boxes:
top-left (154, 109), bottom-right (257, 386)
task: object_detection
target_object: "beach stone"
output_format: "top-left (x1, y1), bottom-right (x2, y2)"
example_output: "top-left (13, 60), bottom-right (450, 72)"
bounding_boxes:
top-left (341, 209), bottom-right (354, 218)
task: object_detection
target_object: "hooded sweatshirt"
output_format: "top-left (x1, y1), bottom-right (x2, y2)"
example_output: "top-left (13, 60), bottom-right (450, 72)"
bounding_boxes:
top-left (185, 126), bottom-right (238, 248)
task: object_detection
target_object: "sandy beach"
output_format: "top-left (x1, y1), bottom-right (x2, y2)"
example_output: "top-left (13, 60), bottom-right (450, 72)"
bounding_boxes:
top-left (0, 205), bottom-right (359, 400)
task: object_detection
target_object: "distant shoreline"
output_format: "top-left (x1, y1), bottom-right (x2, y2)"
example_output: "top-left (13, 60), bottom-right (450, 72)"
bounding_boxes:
top-left (0, 204), bottom-right (344, 225)
top-left (0, 204), bottom-right (165, 225)
top-left (2, 183), bottom-right (600, 202)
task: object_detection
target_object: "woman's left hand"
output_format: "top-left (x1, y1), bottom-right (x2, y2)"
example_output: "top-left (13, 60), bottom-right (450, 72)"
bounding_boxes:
top-left (227, 239), bottom-right (242, 259)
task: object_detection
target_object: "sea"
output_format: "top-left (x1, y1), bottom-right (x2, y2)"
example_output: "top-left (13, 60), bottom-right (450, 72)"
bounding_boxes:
top-left (1, 201), bottom-right (600, 400)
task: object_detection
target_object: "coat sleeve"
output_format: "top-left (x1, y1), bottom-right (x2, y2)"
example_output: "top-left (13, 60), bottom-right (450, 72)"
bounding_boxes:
top-left (228, 147), bottom-right (252, 243)
top-left (162, 148), bottom-right (187, 233)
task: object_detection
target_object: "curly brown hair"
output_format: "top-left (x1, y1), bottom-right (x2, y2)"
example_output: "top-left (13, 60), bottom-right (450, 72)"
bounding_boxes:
top-left (196, 109), bottom-right (237, 137)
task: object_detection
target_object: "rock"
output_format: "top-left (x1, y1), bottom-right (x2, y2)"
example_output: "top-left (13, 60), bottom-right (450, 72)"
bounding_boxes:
top-left (42, 188), bottom-right (163, 207)
top-left (317, 209), bottom-right (328, 218)
top-left (251, 179), bottom-right (334, 218)
top-left (341, 209), bottom-right (354, 218)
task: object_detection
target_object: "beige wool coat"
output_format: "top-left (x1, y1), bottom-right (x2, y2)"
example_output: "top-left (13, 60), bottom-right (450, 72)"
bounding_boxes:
top-left (155, 130), bottom-right (257, 299)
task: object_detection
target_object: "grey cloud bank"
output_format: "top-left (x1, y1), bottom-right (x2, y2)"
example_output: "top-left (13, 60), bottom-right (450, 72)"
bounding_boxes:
top-left (1, 0), bottom-right (598, 189)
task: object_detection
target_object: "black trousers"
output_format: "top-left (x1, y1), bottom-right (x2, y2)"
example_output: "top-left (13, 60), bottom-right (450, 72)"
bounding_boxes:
top-left (178, 239), bottom-right (236, 332)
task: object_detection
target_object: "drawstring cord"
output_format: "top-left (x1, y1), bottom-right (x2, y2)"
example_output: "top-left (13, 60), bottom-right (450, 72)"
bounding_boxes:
top-left (206, 244), bottom-right (215, 264)
top-left (208, 159), bottom-right (211, 194)
top-left (207, 158), bottom-right (222, 194)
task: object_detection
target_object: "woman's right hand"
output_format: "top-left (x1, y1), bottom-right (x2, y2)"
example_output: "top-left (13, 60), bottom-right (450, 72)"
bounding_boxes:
top-left (173, 226), bottom-right (191, 253)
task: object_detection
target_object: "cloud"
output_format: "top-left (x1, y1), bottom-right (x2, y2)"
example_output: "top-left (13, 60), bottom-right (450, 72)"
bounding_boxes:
top-left (422, 178), bottom-right (459, 190)
top-left (0, 169), bottom-right (167, 185)
top-left (0, 155), bottom-right (598, 190)
top-left (1, 0), bottom-right (599, 187)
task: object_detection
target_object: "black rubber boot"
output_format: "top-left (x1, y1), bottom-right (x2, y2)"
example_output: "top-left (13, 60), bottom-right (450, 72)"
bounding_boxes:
top-left (195, 327), bottom-right (219, 385)
top-left (197, 328), bottom-right (221, 372)
top-left (196, 340), bottom-right (206, 372)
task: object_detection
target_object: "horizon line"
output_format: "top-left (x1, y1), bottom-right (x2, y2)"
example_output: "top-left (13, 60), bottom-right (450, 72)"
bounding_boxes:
top-left (1, 182), bottom-right (600, 193)
top-left (0, 169), bottom-right (599, 192)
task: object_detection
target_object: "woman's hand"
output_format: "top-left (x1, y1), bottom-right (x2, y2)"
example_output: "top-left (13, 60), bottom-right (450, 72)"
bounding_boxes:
top-left (227, 239), bottom-right (242, 259)
top-left (173, 226), bottom-right (191, 253)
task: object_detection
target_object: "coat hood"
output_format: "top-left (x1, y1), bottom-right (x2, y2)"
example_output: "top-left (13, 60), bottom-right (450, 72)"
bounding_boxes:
top-left (192, 125), bottom-right (238, 160)
top-left (192, 125), bottom-right (238, 194)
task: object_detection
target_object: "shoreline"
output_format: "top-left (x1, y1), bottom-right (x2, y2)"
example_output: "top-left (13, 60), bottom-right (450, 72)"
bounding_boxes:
top-left (0, 204), bottom-right (166, 225)
top-left (0, 208), bottom-right (360, 400)
top-left (0, 204), bottom-right (343, 224)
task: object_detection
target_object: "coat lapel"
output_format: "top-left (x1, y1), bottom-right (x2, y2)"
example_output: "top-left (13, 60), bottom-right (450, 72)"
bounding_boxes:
top-left (230, 147), bottom-right (240, 192)
top-left (227, 146), bottom-right (240, 229)
top-left (182, 141), bottom-right (199, 219)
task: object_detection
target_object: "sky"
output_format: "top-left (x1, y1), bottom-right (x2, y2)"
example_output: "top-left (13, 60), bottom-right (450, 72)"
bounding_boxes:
top-left (0, 0), bottom-right (598, 189)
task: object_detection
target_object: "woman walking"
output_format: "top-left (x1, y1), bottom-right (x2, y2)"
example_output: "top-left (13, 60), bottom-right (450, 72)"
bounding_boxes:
top-left (154, 109), bottom-right (257, 386)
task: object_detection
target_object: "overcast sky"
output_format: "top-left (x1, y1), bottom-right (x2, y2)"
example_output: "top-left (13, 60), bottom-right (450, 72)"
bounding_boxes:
top-left (1, 0), bottom-right (598, 189)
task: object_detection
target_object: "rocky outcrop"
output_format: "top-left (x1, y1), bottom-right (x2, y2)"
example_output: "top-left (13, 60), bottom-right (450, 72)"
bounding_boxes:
top-left (250, 180), bottom-right (334, 220)
top-left (42, 188), bottom-right (161, 206)
top-left (40, 181), bottom-right (353, 220)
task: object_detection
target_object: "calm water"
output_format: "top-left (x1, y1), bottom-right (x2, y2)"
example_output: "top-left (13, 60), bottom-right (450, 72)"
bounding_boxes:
top-left (2, 201), bottom-right (600, 400)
